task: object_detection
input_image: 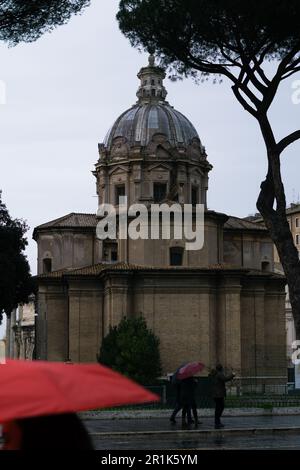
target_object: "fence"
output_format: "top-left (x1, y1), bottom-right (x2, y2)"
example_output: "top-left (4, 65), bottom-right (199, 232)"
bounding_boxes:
top-left (139, 376), bottom-right (300, 410)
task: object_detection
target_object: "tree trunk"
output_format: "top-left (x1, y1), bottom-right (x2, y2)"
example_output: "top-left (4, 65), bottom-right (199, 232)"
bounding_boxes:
top-left (257, 158), bottom-right (300, 339)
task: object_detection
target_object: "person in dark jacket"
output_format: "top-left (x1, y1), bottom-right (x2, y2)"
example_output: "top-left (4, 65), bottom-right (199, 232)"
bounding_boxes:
top-left (169, 374), bottom-right (182, 423)
top-left (210, 364), bottom-right (235, 429)
top-left (180, 377), bottom-right (199, 426)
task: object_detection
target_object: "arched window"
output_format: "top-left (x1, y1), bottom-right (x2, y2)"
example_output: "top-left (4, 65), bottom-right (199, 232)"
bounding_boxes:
top-left (151, 79), bottom-right (155, 85)
top-left (170, 247), bottom-right (184, 266)
top-left (43, 258), bottom-right (52, 274)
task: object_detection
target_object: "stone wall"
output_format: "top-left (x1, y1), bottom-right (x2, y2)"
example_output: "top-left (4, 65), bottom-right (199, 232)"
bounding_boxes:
top-left (36, 281), bottom-right (68, 361)
top-left (36, 230), bottom-right (103, 274)
top-left (223, 231), bottom-right (274, 271)
top-left (37, 270), bottom-right (286, 379)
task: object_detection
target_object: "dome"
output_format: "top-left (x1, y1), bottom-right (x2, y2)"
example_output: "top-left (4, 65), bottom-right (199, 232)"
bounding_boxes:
top-left (102, 54), bottom-right (202, 152)
top-left (103, 103), bottom-right (200, 149)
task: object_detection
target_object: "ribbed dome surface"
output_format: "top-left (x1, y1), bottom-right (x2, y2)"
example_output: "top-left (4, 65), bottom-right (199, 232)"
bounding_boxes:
top-left (104, 103), bottom-right (200, 150)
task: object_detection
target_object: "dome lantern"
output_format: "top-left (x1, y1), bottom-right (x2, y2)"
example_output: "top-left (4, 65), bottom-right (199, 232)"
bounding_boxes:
top-left (136, 54), bottom-right (168, 104)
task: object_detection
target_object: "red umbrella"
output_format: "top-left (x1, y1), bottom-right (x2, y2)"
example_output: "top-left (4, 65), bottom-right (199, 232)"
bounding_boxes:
top-left (176, 361), bottom-right (205, 380)
top-left (0, 360), bottom-right (159, 422)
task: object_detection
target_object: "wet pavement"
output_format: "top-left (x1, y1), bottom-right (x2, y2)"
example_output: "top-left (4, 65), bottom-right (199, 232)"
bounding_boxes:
top-left (90, 432), bottom-right (300, 450)
top-left (84, 415), bottom-right (300, 450)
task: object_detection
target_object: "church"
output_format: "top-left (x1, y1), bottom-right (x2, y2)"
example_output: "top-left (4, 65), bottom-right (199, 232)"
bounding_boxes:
top-left (33, 56), bottom-right (286, 380)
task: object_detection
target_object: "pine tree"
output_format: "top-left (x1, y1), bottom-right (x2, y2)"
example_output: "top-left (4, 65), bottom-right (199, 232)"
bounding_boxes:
top-left (98, 316), bottom-right (162, 385)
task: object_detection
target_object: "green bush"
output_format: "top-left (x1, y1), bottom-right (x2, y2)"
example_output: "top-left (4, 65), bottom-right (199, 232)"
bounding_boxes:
top-left (98, 316), bottom-right (162, 385)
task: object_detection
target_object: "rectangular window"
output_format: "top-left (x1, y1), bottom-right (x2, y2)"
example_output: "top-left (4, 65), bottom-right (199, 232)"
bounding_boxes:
top-left (111, 251), bottom-right (118, 262)
top-left (296, 218), bottom-right (300, 228)
top-left (153, 183), bottom-right (167, 203)
top-left (170, 247), bottom-right (183, 266)
top-left (296, 234), bottom-right (300, 245)
top-left (191, 186), bottom-right (198, 206)
top-left (43, 258), bottom-right (52, 274)
top-left (115, 185), bottom-right (125, 204)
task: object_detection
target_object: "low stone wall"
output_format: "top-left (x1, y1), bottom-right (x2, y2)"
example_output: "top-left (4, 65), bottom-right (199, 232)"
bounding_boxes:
top-left (80, 407), bottom-right (300, 420)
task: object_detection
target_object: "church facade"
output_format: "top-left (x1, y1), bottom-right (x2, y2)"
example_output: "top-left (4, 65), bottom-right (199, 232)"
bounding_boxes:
top-left (33, 56), bottom-right (286, 379)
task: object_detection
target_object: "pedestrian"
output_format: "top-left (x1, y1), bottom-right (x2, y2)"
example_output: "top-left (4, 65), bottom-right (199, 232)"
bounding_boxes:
top-left (2, 413), bottom-right (94, 450)
top-left (169, 373), bottom-right (182, 423)
top-left (180, 377), bottom-right (199, 426)
top-left (210, 364), bottom-right (235, 429)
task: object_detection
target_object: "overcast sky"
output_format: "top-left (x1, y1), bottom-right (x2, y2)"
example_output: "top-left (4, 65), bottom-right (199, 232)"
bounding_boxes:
top-left (1, 1), bottom-right (300, 336)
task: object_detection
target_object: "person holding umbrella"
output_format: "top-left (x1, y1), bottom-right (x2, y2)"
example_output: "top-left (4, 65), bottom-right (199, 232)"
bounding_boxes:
top-left (0, 359), bottom-right (159, 450)
top-left (180, 377), bottom-right (199, 426)
top-left (169, 371), bottom-right (182, 424)
top-left (172, 361), bottom-right (205, 426)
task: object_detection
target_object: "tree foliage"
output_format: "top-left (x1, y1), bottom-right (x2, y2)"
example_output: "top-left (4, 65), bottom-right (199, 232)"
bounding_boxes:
top-left (117, 0), bottom-right (300, 337)
top-left (118, 0), bottom-right (300, 83)
top-left (98, 316), bottom-right (162, 385)
top-left (0, 191), bottom-right (34, 323)
top-left (0, 0), bottom-right (90, 45)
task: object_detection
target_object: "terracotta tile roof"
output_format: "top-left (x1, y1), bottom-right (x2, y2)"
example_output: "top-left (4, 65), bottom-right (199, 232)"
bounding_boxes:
top-left (36, 262), bottom-right (250, 280)
top-left (34, 212), bottom-right (266, 235)
top-left (67, 263), bottom-right (115, 276)
top-left (224, 216), bottom-right (267, 231)
top-left (36, 267), bottom-right (74, 279)
top-left (36, 262), bottom-right (285, 281)
top-left (35, 213), bottom-right (97, 230)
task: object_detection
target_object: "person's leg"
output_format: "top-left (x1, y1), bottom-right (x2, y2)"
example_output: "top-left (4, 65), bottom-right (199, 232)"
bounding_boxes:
top-left (219, 397), bottom-right (225, 423)
top-left (170, 402), bottom-right (181, 422)
top-left (191, 400), bottom-right (199, 425)
top-left (186, 404), bottom-right (193, 424)
top-left (214, 398), bottom-right (222, 426)
top-left (182, 406), bottom-right (187, 425)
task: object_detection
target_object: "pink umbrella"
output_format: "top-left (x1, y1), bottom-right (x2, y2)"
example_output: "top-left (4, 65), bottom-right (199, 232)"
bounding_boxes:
top-left (176, 361), bottom-right (205, 380)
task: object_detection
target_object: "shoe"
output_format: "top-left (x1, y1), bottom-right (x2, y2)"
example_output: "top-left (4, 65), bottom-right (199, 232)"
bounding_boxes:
top-left (215, 423), bottom-right (224, 429)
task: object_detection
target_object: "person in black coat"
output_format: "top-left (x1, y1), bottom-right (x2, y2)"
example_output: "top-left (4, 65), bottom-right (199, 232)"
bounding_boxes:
top-left (180, 377), bottom-right (199, 426)
top-left (169, 373), bottom-right (182, 423)
top-left (210, 364), bottom-right (235, 429)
